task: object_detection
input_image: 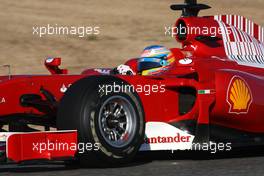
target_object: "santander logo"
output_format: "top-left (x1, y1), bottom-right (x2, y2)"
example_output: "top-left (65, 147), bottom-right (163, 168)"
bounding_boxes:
top-left (144, 133), bottom-right (191, 144)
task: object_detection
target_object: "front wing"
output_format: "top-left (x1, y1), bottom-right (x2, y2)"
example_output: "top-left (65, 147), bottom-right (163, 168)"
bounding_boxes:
top-left (0, 122), bottom-right (195, 163)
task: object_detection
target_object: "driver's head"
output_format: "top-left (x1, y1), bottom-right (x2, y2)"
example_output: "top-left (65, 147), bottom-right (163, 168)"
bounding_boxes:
top-left (138, 45), bottom-right (175, 76)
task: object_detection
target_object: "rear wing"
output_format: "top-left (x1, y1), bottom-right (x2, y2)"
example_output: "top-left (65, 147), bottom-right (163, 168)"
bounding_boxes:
top-left (214, 15), bottom-right (264, 68)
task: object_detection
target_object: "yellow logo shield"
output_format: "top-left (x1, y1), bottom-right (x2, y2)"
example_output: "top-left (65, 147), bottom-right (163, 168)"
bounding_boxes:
top-left (227, 76), bottom-right (253, 114)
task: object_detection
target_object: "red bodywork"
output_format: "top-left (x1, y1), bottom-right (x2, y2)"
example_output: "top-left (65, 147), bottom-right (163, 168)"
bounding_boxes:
top-left (1, 14), bottom-right (264, 162)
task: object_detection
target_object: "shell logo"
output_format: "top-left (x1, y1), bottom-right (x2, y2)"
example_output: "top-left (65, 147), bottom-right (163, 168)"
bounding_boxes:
top-left (227, 76), bottom-right (253, 114)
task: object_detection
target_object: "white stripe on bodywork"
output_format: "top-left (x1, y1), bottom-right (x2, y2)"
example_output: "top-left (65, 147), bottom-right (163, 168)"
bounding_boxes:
top-left (214, 15), bottom-right (264, 68)
top-left (262, 27), bottom-right (264, 42)
top-left (140, 122), bottom-right (194, 151)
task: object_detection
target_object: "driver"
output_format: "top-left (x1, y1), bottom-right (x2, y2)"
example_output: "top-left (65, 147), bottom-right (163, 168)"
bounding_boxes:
top-left (115, 45), bottom-right (175, 76)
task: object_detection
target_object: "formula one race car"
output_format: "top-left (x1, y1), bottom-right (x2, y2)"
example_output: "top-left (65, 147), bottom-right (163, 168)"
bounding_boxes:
top-left (1, 0), bottom-right (264, 166)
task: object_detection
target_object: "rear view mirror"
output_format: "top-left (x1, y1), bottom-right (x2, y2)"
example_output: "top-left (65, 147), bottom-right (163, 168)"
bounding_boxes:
top-left (45, 57), bottom-right (68, 75)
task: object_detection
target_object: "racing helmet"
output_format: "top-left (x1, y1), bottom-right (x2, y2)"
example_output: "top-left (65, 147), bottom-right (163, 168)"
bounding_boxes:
top-left (138, 45), bottom-right (175, 76)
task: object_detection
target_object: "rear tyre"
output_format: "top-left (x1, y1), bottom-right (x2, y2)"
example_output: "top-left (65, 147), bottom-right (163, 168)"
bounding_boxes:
top-left (57, 76), bottom-right (145, 166)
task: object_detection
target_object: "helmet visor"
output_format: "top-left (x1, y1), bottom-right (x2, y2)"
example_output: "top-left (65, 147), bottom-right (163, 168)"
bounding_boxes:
top-left (138, 58), bottom-right (163, 73)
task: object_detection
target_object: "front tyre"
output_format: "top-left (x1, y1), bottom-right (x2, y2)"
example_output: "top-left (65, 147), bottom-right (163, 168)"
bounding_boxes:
top-left (57, 76), bottom-right (145, 166)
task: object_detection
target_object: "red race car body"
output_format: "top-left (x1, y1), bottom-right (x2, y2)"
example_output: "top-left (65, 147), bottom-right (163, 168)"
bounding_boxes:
top-left (0, 0), bottom-right (264, 164)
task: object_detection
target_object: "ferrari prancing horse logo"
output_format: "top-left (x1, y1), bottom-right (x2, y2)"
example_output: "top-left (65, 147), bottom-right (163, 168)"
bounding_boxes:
top-left (227, 76), bottom-right (253, 114)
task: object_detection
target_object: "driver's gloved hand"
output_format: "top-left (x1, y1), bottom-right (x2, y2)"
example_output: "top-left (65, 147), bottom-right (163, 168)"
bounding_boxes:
top-left (112, 65), bottom-right (135, 75)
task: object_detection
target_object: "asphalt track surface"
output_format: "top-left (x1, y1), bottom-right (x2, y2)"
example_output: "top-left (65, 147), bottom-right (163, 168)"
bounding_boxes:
top-left (1, 149), bottom-right (264, 176)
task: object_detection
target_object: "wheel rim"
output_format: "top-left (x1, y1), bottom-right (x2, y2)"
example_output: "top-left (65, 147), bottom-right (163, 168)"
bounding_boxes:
top-left (98, 95), bottom-right (137, 148)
